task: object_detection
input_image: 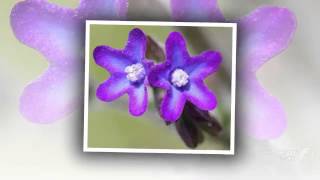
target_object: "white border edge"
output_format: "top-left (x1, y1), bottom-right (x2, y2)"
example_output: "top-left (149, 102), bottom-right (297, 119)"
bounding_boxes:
top-left (230, 23), bottom-right (237, 155)
top-left (83, 21), bottom-right (237, 155)
top-left (83, 21), bottom-right (90, 152)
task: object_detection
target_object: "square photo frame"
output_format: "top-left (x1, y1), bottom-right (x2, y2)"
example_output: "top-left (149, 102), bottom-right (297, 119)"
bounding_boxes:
top-left (84, 21), bottom-right (237, 154)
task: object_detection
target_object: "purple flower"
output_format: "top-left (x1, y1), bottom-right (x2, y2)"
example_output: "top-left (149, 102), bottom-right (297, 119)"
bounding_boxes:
top-left (171, 0), bottom-right (297, 139)
top-left (94, 28), bottom-right (152, 116)
top-left (149, 32), bottom-right (222, 122)
top-left (10, 0), bottom-right (128, 123)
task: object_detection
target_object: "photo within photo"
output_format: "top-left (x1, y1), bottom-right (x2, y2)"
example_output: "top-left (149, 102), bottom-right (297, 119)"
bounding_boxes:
top-left (84, 21), bottom-right (236, 154)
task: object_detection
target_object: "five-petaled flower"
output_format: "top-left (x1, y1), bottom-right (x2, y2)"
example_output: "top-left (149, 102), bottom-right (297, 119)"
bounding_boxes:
top-left (94, 28), bottom-right (152, 116)
top-left (148, 32), bottom-right (222, 122)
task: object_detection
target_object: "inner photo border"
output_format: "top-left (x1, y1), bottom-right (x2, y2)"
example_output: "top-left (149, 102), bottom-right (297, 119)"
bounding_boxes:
top-left (83, 21), bottom-right (237, 155)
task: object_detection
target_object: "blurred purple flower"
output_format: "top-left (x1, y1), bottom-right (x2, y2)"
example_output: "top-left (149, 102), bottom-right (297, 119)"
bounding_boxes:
top-left (10, 0), bottom-right (128, 123)
top-left (171, 0), bottom-right (297, 139)
top-left (94, 28), bottom-right (152, 116)
top-left (149, 32), bottom-right (222, 122)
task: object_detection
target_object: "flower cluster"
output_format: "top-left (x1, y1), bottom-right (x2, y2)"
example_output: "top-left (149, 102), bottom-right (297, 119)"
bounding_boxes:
top-left (10, 0), bottom-right (297, 141)
top-left (94, 28), bottom-right (222, 122)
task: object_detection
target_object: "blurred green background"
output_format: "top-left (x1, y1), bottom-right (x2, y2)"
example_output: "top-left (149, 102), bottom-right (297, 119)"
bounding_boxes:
top-left (87, 24), bottom-right (233, 150)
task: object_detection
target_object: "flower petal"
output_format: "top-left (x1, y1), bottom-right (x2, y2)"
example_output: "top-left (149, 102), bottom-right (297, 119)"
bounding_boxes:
top-left (94, 46), bottom-right (133, 73)
top-left (10, 0), bottom-right (81, 66)
top-left (142, 59), bottom-right (154, 75)
top-left (239, 74), bottom-right (286, 139)
top-left (20, 66), bottom-right (80, 123)
top-left (128, 85), bottom-right (148, 116)
top-left (170, 0), bottom-right (225, 22)
top-left (238, 6), bottom-right (297, 72)
top-left (185, 50), bottom-right (222, 80)
top-left (160, 88), bottom-right (186, 122)
top-left (148, 62), bottom-right (171, 90)
top-left (124, 28), bottom-right (147, 62)
top-left (78, 0), bottom-right (128, 20)
top-left (165, 32), bottom-right (190, 67)
top-left (237, 6), bottom-right (296, 139)
top-left (184, 80), bottom-right (217, 110)
top-left (96, 73), bottom-right (130, 101)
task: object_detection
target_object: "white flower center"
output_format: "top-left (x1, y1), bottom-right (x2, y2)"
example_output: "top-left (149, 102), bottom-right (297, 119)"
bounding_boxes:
top-left (124, 63), bottom-right (146, 82)
top-left (171, 69), bottom-right (189, 87)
